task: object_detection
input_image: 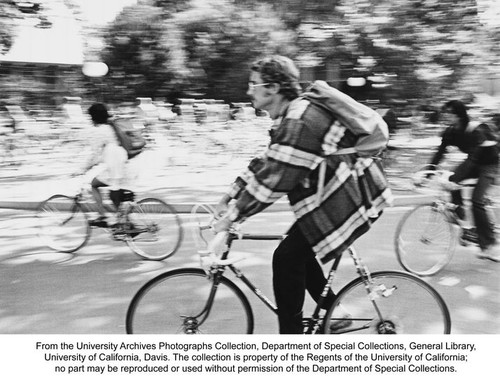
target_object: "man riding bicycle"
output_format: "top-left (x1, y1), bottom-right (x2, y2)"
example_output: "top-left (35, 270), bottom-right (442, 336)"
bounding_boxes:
top-left (213, 55), bottom-right (393, 334)
top-left (428, 100), bottom-right (499, 262)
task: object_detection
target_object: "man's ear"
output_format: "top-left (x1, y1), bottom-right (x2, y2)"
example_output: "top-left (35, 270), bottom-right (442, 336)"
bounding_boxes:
top-left (266, 82), bottom-right (280, 95)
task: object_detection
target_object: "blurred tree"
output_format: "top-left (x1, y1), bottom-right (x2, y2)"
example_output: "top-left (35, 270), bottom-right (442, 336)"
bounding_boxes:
top-left (233, 0), bottom-right (487, 106)
top-left (145, 0), bottom-right (192, 13)
top-left (233, 0), bottom-right (340, 29)
top-left (100, 4), bottom-right (173, 102)
top-left (0, 2), bottom-right (21, 54)
top-left (173, 0), bottom-right (297, 102)
top-left (292, 0), bottom-right (484, 103)
top-left (99, 0), bottom-right (496, 106)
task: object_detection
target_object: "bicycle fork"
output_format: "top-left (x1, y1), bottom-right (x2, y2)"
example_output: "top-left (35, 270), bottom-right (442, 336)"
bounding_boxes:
top-left (348, 247), bottom-right (398, 334)
top-left (180, 268), bottom-right (227, 334)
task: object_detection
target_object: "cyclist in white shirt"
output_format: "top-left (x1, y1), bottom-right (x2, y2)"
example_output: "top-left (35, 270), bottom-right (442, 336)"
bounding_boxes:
top-left (84, 103), bottom-right (128, 227)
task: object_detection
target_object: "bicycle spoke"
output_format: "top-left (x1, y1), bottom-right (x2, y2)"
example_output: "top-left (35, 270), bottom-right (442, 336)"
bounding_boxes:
top-left (324, 271), bottom-right (450, 334)
top-left (125, 198), bottom-right (183, 260)
top-left (126, 269), bottom-right (253, 334)
top-left (36, 195), bottom-right (89, 253)
top-left (395, 203), bottom-right (455, 276)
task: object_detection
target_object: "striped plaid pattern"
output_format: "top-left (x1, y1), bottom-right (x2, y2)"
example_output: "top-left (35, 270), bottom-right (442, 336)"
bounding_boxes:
top-left (228, 97), bottom-right (393, 263)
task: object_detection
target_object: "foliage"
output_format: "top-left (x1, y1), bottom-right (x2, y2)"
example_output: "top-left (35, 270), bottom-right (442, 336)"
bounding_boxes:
top-left (0, 0), bottom-right (491, 108)
top-left (0, 2), bottom-right (21, 55)
top-left (100, 4), bottom-right (172, 102)
top-left (172, 0), bottom-right (297, 102)
top-left (292, 0), bottom-right (485, 103)
top-left (97, 0), bottom-right (497, 106)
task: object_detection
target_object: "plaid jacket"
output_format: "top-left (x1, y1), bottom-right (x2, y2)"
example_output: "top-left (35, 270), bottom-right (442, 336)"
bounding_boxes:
top-left (227, 97), bottom-right (393, 263)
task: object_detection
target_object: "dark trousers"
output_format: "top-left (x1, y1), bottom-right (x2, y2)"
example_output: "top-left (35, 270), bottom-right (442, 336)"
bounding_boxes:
top-left (272, 223), bottom-right (335, 334)
top-left (449, 160), bottom-right (498, 250)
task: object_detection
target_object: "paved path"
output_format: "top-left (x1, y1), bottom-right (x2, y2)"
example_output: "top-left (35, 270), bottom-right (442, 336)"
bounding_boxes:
top-left (0, 207), bottom-right (498, 334)
top-left (0, 130), bottom-right (432, 212)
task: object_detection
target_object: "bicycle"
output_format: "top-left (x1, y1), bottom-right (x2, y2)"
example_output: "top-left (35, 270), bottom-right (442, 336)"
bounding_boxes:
top-left (125, 203), bottom-right (451, 334)
top-left (394, 167), bottom-right (499, 276)
top-left (36, 180), bottom-right (183, 261)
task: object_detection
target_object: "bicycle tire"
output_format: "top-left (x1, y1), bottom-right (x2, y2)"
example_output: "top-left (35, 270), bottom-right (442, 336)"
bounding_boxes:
top-left (126, 268), bottom-right (254, 334)
top-left (323, 270), bottom-right (451, 334)
top-left (125, 198), bottom-right (183, 260)
top-left (36, 194), bottom-right (90, 253)
top-left (395, 203), bottom-right (456, 276)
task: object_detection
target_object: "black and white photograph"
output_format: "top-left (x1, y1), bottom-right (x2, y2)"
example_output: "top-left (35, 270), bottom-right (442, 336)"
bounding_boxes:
top-left (0, 0), bottom-right (498, 378)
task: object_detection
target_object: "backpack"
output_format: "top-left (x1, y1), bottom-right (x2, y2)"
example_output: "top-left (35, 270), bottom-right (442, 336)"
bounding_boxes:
top-left (482, 122), bottom-right (500, 145)
top-left (302, 80), bottom-right (389, 157)
top-left (110, 118), bottom-right (146, 159)
top-left (465, 121), bottom-right (500, 151)
top-left (302, 81), bottom-right (390, 206)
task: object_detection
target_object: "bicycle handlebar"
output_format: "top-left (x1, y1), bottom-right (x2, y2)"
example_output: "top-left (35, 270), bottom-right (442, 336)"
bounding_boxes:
top-left (191, 203), bottom-right (285, 269)
top-left (411, 168), bottom-right (462, 193)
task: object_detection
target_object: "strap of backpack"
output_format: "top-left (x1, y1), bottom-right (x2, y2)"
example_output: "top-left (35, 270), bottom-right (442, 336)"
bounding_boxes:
top-left (316, 159), bottom-right (327, 207)
top-left (316, 150), bottom-right (381, 207)
top-left (315, 150), bottom-right (358, 207)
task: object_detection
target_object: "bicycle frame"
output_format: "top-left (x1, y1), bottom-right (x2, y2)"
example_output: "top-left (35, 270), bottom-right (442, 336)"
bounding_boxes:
top-left (200, 231), bottom-right (385, 334)
top-left (414, 167), bottom-right (498, 231)
top-left (50, 190), bottom-right (149, 246)
top-left (125, 202), bottom-right (451, 334)
top-left (207, 232), bottom-right (282, 313)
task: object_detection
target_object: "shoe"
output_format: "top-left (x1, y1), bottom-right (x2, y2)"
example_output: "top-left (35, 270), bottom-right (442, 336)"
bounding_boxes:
top-left (89, 216), bottom-right (108, 228)
top-left (460, 227), bottom-right (478, 245)
top-left (328, 304), bottom-right (353, 332)
top-left (476, 245), bottom-right (500, 262)
top-left (124, 223), bottom-right (141, 239)
top-left (329, 313), bottom-right (353, 332)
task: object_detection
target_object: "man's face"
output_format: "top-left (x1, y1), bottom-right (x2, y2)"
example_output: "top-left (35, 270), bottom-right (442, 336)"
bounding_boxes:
top-left (441, 109), bottom-right (460, 128)
top-left (247, 71), bottom-right (273, 111)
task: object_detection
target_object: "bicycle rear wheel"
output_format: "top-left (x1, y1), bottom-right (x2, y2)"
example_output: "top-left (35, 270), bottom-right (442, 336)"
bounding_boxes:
top-left (323, 271), bottom-right (451, 334)
top-left (125, 198), bottom-right (183, 260)
top-left (395, 203), bottom-right (456, 276)
top-left (126, 268), bottom-right (254, 334)
top-left (36, 194), bottom-right (90, 253)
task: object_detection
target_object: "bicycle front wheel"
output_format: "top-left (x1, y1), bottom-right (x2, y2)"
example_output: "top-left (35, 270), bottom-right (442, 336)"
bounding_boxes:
top-left (126, 268), bottom-right (254, 334)
top-left (36, 194), bottom-right (90, 253)
top-left (323, 271), bottom-right (451, 334)
top-left (125, 198), bottom-right (183, 260)
top-left (395, 203), bottom-right (456, 276)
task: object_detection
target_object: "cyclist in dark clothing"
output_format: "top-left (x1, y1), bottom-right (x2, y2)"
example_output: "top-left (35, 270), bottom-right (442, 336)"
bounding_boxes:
top-left (429, 100), bottom-right (499, 262)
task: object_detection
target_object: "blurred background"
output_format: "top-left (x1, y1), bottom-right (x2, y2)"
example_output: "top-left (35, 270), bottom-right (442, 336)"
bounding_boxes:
top-left (0, 0), bottom-right (499, 336)
top-left (1, 0), bottom-right (500, 187)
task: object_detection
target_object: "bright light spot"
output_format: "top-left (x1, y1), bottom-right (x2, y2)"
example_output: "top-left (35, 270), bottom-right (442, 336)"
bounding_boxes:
top-left (82, 62), bottom-right (109, 77)
top-left (347, 77), bottom-right (366, 87)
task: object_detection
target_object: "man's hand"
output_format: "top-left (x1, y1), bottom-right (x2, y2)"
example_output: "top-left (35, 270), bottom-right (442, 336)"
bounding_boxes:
top-left (212, 217), bottom-right (232, 233)
top-left (215, 194), bottom-right (231, 217)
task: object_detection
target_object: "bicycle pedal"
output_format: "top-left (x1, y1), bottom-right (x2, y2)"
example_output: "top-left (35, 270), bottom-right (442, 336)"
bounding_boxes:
top-left (461, 228), bottom-right (478, 245)
top-left (111, 232), bottom-right (125, 240)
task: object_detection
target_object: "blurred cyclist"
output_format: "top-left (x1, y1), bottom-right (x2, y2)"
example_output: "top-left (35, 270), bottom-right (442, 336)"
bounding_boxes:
top-left (429, 100), bottom-right (499, 262)
top-left (82, 103), bottom-right (128, 227)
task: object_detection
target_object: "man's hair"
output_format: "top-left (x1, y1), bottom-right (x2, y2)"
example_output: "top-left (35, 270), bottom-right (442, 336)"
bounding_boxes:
top-left (250, 55), bottom-right (302, 100)
top-left (88, 103), bottom-right (110, 124)
top-left (442, 100), bottom-right (469, 128)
